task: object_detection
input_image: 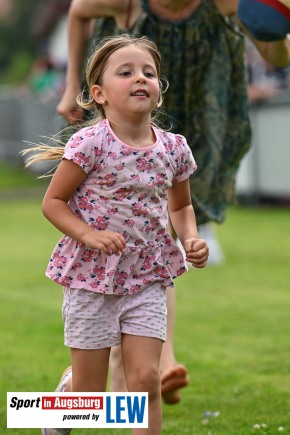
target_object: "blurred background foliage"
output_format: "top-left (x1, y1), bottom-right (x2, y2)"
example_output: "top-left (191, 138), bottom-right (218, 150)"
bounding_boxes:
top-left (0, 0), bottom-right (42, 83)
top-left (0, 0), bottom-right (69, 84)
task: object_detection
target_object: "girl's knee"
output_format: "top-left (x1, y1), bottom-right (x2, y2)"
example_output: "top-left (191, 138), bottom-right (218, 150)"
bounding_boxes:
top-left (129, 366), bottom-right (161, 397)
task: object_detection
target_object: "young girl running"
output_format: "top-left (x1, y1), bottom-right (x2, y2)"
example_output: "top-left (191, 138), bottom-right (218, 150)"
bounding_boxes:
top-left (28, 34), bottom-right (209, 434)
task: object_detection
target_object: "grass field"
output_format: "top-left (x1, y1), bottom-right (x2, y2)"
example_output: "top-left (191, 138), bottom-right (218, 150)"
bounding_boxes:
top-left (1, 190), bottom-right (290, 434)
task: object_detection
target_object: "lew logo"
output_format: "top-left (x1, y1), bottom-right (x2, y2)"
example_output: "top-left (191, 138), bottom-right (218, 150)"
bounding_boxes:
top-left (7, 392), bottom-right (148, 428)
top-left (106, 395), bottom-right (147, 425)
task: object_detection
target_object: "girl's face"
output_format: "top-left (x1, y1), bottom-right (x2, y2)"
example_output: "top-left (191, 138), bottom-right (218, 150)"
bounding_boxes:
top-left (92, 45), bottom-right (160, 120)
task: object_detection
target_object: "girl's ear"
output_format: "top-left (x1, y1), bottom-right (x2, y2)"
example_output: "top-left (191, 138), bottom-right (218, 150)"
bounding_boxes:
top-left (91, 85), bottom-right (106, 105)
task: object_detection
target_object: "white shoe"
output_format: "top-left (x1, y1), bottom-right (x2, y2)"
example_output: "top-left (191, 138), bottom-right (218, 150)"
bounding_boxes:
top-left (41, 367), bottom-right (72, 435)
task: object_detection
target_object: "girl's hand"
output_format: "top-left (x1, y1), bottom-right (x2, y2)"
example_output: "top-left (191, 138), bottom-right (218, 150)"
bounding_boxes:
top-left (183, 238), bottom-right (209, 268)
top-left (82, 230), bottom-right (126, 256)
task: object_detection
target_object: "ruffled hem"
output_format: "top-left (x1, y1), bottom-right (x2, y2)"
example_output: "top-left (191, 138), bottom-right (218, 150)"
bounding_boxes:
top-left (46, 235), bottom-right (188, 295)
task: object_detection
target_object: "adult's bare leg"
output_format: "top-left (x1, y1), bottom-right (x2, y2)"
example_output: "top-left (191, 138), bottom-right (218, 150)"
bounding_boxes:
top-left (109, 344), bottom-right (127, 391)
top-left (160, 286), bottom-right (189, 404)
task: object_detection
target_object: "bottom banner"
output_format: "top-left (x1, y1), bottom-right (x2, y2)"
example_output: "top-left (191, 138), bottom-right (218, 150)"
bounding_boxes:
top-left (7, 392), bottom-right (148, 429)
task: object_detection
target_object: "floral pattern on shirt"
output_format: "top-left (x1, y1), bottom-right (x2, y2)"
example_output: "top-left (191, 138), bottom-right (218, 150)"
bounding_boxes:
top-left (46, 119), bottom-right (197, 295)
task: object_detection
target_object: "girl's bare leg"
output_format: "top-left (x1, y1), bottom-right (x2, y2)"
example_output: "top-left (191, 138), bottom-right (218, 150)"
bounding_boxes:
top-left (109, 288), bottom-right (189, 404)
top-left (70, 347), bottom-right (111, 391)
top-left (121, 334), bottom-right (163, 435)
top-left (41, 349), bottom-right (110, 435)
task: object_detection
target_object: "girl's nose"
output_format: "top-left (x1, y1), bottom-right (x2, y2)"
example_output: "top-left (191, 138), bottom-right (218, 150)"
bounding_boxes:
top-left (135, 73), bottom-right (146, 83)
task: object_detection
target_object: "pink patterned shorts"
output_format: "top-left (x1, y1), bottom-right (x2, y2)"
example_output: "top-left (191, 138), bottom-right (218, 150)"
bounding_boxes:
top-left (62, 285), bottom-right (167, 350)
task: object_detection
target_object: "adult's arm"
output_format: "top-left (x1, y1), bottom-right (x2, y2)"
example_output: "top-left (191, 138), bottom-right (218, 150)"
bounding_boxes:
top-left (215, 0), bottom-right (290, 67)
top-left (57, 0), bottom-right (116, 123)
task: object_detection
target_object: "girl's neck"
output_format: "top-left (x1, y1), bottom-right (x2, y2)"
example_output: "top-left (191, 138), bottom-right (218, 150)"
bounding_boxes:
top-left (107, 118), bottom-right (156, 149)
top-left (148, 0), bottom-right (201, 20)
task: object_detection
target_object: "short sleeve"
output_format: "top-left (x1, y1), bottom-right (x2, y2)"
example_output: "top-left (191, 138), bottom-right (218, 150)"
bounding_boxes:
top-left (63, 125), bottom-right (104, 174)
top-left (172, 134), bottom-right (197, 183)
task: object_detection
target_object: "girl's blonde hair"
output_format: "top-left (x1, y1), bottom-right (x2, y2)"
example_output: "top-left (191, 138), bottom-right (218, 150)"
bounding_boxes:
top-left (23, 34), bottom-right (167, 171)
top-left (79, 33), bottom-right (163, 117)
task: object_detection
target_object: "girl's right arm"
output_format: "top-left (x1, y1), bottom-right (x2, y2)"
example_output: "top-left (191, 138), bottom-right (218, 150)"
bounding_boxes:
top-left (42, 159), bottom-right (126, 255)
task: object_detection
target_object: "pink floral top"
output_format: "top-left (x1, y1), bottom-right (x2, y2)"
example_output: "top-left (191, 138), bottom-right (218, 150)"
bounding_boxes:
top-left (46, 119), bottom-right (197, 295)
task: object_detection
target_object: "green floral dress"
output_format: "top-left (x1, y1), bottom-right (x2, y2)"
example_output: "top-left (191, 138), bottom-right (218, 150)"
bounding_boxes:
top-left (92, 0), bottom-right (251, 225)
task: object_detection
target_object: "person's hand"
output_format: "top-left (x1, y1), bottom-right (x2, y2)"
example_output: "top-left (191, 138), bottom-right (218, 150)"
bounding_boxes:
top-left (82, 230), bottom-right (126, 256)
top-left (183, 238), bottom-right (209, 268)
top-left (57, 87), bottom-right (84, 124)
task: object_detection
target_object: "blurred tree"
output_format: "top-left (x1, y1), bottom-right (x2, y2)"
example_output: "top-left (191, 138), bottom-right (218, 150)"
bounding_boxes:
top-left (0, 0), bottom-right (43, 83)
top-left (0, 0), bottom-right (69, 85)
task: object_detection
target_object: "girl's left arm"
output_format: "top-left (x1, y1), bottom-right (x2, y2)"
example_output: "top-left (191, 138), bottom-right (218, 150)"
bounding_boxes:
top-left (168, 179), bottom-right (209, 268)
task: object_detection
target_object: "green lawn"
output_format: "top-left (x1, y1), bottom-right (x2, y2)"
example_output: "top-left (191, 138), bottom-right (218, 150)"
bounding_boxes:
top-left (1, 195), bottom-right (290, 434)
top-left (0, 162), bottom-right (49, 189)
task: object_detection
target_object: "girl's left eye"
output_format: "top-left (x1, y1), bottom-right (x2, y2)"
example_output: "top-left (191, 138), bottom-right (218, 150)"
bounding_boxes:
top-left (145, 72), bottom-right (155, 78)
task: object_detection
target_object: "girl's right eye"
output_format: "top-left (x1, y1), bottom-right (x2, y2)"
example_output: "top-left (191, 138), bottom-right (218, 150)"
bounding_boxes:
top-left (119, 71), bottom-right (131, 77)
